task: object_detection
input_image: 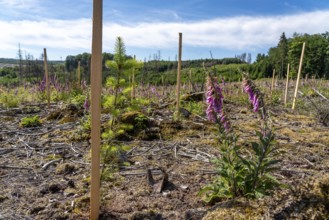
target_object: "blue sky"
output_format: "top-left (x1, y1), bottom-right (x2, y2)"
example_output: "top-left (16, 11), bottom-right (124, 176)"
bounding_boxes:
top-left (1, 0), bottom-right (329, 61)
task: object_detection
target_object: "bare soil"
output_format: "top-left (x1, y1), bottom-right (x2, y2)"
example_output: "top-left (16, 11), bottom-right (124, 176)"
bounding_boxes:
top-left (1, 94), bottom-right (329, 219)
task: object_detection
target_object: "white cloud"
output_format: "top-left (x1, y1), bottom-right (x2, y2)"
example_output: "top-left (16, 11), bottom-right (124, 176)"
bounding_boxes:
top-left (0, 0), bottom-right (39, 9)
top-left (0, 19), bottom-right (92, 50)
top-left (1, 10), bottom-right (329, 58)
top-left (103, 10), bottom-right (329, 53)
top-left (105, 10), bottom-right (329, 50)
top-left (151, 9), bottom-right (182, 21)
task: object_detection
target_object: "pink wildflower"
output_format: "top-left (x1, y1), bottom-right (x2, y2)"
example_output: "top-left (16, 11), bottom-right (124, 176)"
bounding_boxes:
top-left (206, 76), bottom-right (230, 131)
top-left (84, 96), bottom-right (90, 112)
top-left (243, 78), bottom-right (260, 112)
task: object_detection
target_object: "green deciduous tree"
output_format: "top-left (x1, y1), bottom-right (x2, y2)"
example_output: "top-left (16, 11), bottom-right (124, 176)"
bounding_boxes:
top-left (288, 33), bottom-right (329, 79)
top-left (251, 32), bottom-right (329, 79)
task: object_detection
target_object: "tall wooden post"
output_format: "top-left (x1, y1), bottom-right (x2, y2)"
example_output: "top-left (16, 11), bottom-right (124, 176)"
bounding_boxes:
top-left (131, 55), bottom-right (136, 99)
top-left (43, 48), bottom-right (50, 108)
top-left (90, 0), bottom-right (102, 219)
top-left (77, 61), bottom-right (81, 89)
top-left (175, 32), bottom-right (182, 119)
top-left (188, 69), bottom-right (192, 93)
top-left (292, 42), bottom-right (306, 110)
top-left (161, 75), bottom-right (165, 96)
top-left (270, 69), bottom-right (275, 96)
top-left (284, 64), bottom-right (290, 107)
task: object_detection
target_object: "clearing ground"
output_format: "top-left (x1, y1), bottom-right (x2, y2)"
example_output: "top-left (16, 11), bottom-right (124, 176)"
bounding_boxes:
top-left (1, 82), bottom-right (329, 220)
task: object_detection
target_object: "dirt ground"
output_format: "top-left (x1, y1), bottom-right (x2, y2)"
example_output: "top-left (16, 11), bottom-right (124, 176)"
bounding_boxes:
top-left (1, 87), bottom-right (329, 219)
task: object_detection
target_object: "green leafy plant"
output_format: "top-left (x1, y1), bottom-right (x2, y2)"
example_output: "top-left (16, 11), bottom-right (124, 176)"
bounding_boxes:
top-left (0, 93), bottom-right (19, 108)
top-left (71, 93), bottom-right (87, 107)
top-left (134, 113), bottom-right (148, 129)
top-left (198, 72), bottom-right (281, 203)
top-left (100, 143), bottom-right (130, 181)
top-left (199, 133), bottom-right (244, 203)
top-left (270, 90), bottom-right (282, 105)
top-left (70, 115), bottom-right (91, 141)
top-left (239, 131), bottom-right (281, 198)
top-left (81, 115), bottom-right (91, 131)
top-left (181, 100), bottom-right (204, 116)
top-left (20, 115), bottom-right (42, 127)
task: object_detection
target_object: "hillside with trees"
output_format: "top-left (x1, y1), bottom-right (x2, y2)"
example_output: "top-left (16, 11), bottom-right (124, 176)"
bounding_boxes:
top-left (1, 31), bottom-right (329, 87)
top-left (249, 32), bottom-right (329, 79)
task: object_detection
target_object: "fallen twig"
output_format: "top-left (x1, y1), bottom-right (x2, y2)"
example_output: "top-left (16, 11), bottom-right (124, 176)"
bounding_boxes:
top-left (196, 148), bottom-right (214, 159)
top-left (130, 144), bottom-right (157, 157)
top-left (312, 88), bottom-right (329, 102)
top-left (42, 158), bottom-right (62, 170)
top-left (120, 169), bottom-right (163, 177)
top-left (126, 146), bottom-right (138, 155)
top-left (303, 157), bottom-right (314, 167)
top-left (199, 170), bottom-right (217, 175)
top-left (192, 113), bottom-right (207, 121)
top-left (0, 164), bottom-right (33, 170)
top-left (0, 148), bottom-right (15, 156)
top-left (18, 137), bottom-right (35, 150)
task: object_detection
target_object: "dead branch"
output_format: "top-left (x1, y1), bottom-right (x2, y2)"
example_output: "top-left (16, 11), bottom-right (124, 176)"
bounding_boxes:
top-left (18, 137), bottom-right (35, 150)
top-left (0, 148), bottom-right (15, 156)
top-left (312, 88), bottom-right (329, 102)
top-left (42, 158), bottom-right (63, 170)
top-left (196, 148), bottom-right (215, 159)
top-left (119, 169), bottom-right (162, 177)
top-left (0, 164), bottom-right (33, 170)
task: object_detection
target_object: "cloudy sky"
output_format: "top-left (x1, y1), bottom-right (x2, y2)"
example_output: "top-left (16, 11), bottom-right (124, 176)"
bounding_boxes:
top-left (0, 0), bottom-right (329, 61)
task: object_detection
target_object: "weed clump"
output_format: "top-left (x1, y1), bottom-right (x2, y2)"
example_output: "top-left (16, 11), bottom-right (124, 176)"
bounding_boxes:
top-left (20, 115), bottom-right (42, 127)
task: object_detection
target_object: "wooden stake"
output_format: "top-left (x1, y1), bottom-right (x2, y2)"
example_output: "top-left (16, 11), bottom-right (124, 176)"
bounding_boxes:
top-left (77, 61), bottom-right (81, 89)
top-left (161, 75), bottom-right (165, 96)
top-left (292, 42), bottom-right (306, 110)
top-left (90, 0), bottom-right (102, 219)
top-left (189, 69), bottom-right (192, 93)
top-left (175, 32), bottom-right (182, 119)
top-left (270, 69), bottom-right (275, 96)
top-left (284, 64), bottom-right (290, 107)
top-left (43, 48), bottom-right (50, 108)
top-left (131, 55), bottom-right (136, 99)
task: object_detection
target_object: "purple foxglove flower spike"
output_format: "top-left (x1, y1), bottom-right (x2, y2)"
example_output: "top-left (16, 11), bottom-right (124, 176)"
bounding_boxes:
top-left (84, 96), bottom-right (90, 112)
top-left (206, 75), bottom-right (230, 132)
top-left (243, 77), bottom-right (260, 113)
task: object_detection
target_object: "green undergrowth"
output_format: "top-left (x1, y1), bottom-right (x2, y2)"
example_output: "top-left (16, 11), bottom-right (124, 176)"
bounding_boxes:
top-left (20, 115), bottom-right (42, 127)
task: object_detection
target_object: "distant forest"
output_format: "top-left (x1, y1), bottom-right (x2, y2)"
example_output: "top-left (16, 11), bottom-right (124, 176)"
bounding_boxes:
top-left (1, 32), bottom-right (329, 86)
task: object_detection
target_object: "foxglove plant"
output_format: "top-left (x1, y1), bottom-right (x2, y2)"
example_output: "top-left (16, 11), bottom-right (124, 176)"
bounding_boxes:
top-left (206, 75), bottom-right (230, 132)
top-left (221, 77), bottom-right (229, 94)
top-left (240, 75), bottom-right (280, 198)
top-left (83, 95), bottom-right (90, 112)
top-left (199, 71), bottom-right (281, 203)
top-left (199, 73), bottom-right (242, 202)
top-left (34, 76), bottom-right (47, 101)
top-left (81, 80), bottom-right (87, 90)
top-left (50, 75), bottom-right (64, 93)
top-left (37, 76), bottom-right (46, 93)
top-left (150, 85), bottom-right (162, 103)
top-left (242, 74), bottom-right (270, 136)
top-left (242, 76), bottom-right (264, 116)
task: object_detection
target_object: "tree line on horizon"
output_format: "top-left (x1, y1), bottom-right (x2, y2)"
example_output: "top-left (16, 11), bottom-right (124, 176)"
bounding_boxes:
top-left (249, 32), bottom-right (329, 79)
top-left (1, 31), bottom-right (329, 86)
